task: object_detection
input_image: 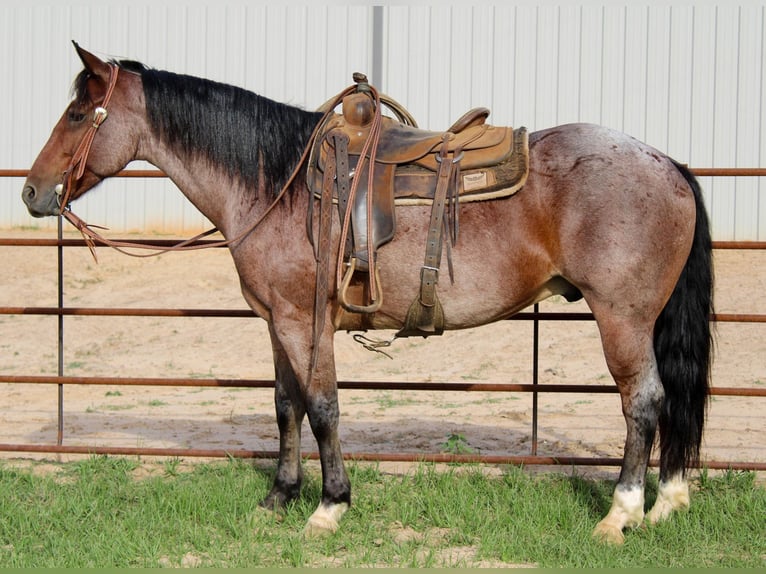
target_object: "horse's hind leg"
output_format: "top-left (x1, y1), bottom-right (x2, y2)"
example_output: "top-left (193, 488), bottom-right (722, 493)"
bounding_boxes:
top-left (590, 312), bottom-right (664, 545)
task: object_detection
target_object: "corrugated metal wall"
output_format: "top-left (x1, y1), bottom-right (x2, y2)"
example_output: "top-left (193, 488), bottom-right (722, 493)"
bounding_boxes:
top-left (1, 4), bottom-right (764, 239)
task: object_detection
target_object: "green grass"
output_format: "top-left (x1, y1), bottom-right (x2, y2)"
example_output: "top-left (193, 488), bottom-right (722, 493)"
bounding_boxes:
top-left (440, 433), bottom-right (476, 455)
top-left (0, 457), bottom-right (763, 567)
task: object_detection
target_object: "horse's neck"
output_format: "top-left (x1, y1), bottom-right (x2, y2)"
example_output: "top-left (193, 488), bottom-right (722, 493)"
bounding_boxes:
top-left (142, 145), bottom-right (261, 236)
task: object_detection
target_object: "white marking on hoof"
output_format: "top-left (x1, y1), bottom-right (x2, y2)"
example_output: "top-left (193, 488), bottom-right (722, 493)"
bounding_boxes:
top-left (303, 502), bottom-right (349, 538)
top-left (647, 475), bottom-right (689, 524)
top-left (593, 485), bottom-right (644, 545)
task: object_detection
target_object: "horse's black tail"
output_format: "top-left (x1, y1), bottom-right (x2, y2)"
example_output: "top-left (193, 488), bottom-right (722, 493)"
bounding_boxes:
top-left (653, 161), bottom-right (714, 479)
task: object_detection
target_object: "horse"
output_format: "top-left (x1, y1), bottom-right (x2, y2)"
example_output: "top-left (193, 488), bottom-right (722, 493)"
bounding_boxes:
top-left (22, 43), bottom-right (713, 545)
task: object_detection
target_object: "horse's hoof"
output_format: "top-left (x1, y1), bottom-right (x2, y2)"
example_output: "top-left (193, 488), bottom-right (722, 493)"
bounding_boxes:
top-left (592, 522), bottom-right (625, 545)
top-left (303, 518), bottom-right (336, 538)
top-left (303, 502), bottom-right (349, 538)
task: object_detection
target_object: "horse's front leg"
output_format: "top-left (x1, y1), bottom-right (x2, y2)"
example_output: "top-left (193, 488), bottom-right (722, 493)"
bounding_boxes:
top-left (302, 324), bottom-right (350, 537)
top-left (267, 313), bottom-right (350, 536)
top-left (260, 323), bottom-right (306, 512)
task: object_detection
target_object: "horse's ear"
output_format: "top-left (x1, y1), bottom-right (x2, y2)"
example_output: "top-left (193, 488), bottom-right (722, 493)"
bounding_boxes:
top-left (72, 41), bottom-right (111, 80)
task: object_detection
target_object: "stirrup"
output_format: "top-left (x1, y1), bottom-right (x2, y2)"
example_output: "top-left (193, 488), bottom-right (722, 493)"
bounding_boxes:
top-left (338, 257), bottom-right (383, 314)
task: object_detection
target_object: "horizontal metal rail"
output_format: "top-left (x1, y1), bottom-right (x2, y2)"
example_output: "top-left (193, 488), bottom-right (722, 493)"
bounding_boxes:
top-left (0, 305), bottom-right (764, 325)
top-left (1, 375), bottom-right (764, 397)
top-left (0, 443), bottom-right (762, 471)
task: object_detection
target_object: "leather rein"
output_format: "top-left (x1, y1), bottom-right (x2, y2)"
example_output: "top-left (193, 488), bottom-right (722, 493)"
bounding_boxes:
top-left (58, 62), bottom-right (357, 260)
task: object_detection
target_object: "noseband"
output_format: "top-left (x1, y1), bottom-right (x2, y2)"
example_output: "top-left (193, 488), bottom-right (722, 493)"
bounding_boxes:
top-left (57, 63), bottom-right (120, 211)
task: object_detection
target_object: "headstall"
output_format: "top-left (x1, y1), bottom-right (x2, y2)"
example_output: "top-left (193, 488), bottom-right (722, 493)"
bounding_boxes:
top-left (57, 63), bottom-right (120, 211)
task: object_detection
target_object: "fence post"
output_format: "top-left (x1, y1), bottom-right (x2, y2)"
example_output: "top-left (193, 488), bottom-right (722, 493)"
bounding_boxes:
top-left (531, 302), bottom-right (539, 455)
top-left (57, 217), bottom-right (64, 446)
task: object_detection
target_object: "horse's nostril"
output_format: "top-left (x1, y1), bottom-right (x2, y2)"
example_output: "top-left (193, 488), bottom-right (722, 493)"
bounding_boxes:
top-left (22, 185), bottom-right (37, 204)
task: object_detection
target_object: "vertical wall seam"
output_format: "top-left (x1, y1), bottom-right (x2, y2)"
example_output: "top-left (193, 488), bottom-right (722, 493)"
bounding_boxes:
top-left (711, 7), bottom-right (718, 219)
top-left (689, 6), bottom-right (696, 166)
top-left (666, 6), bottom-right (673, 153)
top-left (760, 6), bottom-right (765, 239)
top-left (579, 6), bottom-right (585, 123)
top-left (734, 6), bottom-right (741, 238)
top-left (372, 5), bottom-right (384, 90)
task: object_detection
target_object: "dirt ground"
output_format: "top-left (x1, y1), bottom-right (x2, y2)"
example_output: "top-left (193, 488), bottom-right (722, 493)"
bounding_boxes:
top-left (1, 229), bottom-right (764, 479)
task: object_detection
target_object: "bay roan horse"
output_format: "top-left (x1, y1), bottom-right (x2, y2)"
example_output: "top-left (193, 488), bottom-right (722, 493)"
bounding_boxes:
top-left (22, 44), bottom-right (713, 545)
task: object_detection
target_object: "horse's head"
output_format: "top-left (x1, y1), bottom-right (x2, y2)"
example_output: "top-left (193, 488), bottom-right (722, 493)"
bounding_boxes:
top-left (22, 43), bottom-right (143, 217)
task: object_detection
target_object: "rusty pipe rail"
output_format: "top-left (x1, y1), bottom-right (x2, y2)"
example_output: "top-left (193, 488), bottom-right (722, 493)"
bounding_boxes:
top-left (0, 443), bottom-right (762, 471)
top-left (0, 305), bottom-right (764, 324)
top-left (1, 374), bottom-right (764, 397)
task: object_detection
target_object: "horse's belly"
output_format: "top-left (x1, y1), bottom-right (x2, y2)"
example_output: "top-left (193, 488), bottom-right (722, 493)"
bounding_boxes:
top-left (332, 269), bottom-right (576, 333)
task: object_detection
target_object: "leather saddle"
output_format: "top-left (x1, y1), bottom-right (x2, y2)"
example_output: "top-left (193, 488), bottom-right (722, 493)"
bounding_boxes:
top-left (306, 75), bottom-right (528, 342)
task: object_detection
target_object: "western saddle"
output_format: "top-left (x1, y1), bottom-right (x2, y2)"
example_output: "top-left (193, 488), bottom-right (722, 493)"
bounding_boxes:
top-left (306, 74), bottom-right (528, 359)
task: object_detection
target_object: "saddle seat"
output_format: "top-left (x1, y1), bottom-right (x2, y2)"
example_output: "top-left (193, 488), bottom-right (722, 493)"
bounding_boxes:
top-left (322, 93), bottom-right (513, 172)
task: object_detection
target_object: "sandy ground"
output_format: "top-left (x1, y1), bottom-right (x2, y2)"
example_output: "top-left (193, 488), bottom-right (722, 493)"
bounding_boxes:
top-left (0, 229), bottom-right (764, 479)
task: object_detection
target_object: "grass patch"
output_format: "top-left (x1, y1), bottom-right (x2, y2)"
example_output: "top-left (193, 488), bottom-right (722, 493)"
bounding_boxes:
top-left (440, 433), bottom-right (476, 455)
top-left (373, 392), bottom-right (419, 409)
top-left (0, 458), bottom-right (763, 567)
top-left (100, 404), bottom-right (136, 412)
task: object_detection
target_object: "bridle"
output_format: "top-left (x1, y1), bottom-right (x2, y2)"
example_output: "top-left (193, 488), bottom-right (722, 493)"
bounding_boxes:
top-left (56, 62), bottom-right (349, 261)
top-left (56, 62), bottom-right (229, 258)
top-left (56, 63), bottom-right (120, 212)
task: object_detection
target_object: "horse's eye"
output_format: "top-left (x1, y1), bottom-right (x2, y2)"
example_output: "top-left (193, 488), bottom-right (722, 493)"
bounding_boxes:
top-left (67, 109), bottom-right (87, 123)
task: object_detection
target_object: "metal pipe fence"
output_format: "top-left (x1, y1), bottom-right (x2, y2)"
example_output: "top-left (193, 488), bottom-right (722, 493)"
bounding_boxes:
top-left (1, 168), bottom-right (764, 471)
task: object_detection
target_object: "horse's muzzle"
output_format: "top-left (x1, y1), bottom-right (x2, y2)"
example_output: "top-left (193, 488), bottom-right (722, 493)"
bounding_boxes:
top-left (21, 183), bottom-right (61, 217)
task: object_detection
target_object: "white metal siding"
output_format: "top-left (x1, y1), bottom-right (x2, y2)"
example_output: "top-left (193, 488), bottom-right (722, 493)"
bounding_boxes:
top-left (379, 5), bottom-right (765, 241)
top-left (1, 4), bottom-right (764, 240)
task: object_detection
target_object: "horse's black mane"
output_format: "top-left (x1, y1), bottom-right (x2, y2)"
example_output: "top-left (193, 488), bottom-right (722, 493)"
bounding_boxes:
top-left (73, 59), bottom-right (323, 196)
